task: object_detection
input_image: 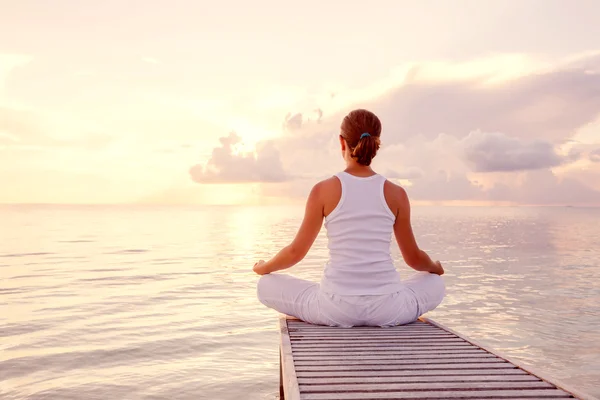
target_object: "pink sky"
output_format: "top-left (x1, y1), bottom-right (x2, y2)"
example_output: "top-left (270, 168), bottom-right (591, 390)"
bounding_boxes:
top-left (1, 0), bottom-right (600, 205)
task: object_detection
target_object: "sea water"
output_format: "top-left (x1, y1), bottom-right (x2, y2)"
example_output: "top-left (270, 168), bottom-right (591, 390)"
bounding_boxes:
top-left (1, 205), bottom-right (599, 399)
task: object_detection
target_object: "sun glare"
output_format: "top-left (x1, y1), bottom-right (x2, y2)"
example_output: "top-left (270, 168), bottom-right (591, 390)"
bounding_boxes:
top-left (200, 183), bottom-right (260, 205)
top-left (227, 117), bottom-right (279, 146)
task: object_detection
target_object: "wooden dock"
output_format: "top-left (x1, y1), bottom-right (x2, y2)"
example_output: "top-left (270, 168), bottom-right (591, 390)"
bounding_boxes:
top-left (278, 315), bottom-right (597, 400)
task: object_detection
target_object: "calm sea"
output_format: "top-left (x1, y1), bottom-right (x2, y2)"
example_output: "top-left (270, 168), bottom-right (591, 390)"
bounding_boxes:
top-left (1, 205), bottom-right (599, 399)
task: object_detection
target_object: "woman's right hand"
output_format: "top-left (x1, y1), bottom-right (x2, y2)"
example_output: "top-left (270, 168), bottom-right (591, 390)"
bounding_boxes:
top-left (253, 260), bottom-right (268, 275)
top-left (431, 260), bottom-right (444, 276)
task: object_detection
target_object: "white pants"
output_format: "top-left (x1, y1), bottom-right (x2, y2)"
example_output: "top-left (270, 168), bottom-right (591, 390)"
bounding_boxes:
top-left (256, 272), bottom-right (445, 327)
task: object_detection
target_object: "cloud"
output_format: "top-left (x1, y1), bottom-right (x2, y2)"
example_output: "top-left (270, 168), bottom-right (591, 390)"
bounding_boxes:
top-left (375, 133), bottom-right (470, 182)
top-left (461, 130), bottom-right (568, 172)
top-left (565, 147), bottom-right (582, 163)
top-left (190, 52), bottom-right (600, 205)
top-left (386, 167), bottom-right (424, 180)
top-left (283, 112), bottom-right (303, 131)
top-left (0, 54), bottom-right (32, 94)
top-left (0, 131), bottom-right (18, 142)
top-left (562, 166), bottom-right (600, 192)
top-left (189, 132), bottom-right (289, 183)
top-left (487, 169), bottom-right (600, 205)
top-left (590, 148), bottom-right (600, 162)
top-left (403, 168), bottom-right (600, 205)
top-left (0, 107), bottom-right (41, 144)
top-left (0, 106), bottom-right (112, 149)
top-left (408, 170), bottom-right (485, 202)
top-left (363, 54), bottom-right (600, 144)
top-left (282, 109), bottom-right (325, 132)
top-left (315, 108), bottom-right (323, 123)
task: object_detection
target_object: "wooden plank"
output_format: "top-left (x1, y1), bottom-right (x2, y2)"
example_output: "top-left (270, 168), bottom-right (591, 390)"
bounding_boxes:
top-left (295, 368), bottom-right (530, 378)
top-left (292, 347), bottom-right (475, 353)
top-left (291, 343), bottom-right (473, 349)
top-left (288, 326), bottom-right (440, 332)
top-left (289, 327), bottom-right (442, 333)
top-left (292, 346), bottom-right (482, 351)
top-left (291, 343), bottom-right (473, 348)
top-left (423, 318), bottom-right (597, 400)
top-left (301, 389), bottom-right (573, 399)
top-left (291, 335), bottom-right (455, 340)
top-left (293, 353), bottom-right (496, 360)
top-left (293, 353), bottom-right (492, 359)
top-left (292, 341), bottom-right (467, 346)
top-left (299, 381), bottom-right (555, 392)
top-left (289, 330), bottom-right (444, 335)
top-left (289, 326), bottom-right (448, 331)
top-left (297, 374), bottom-right (542, 384)
top-left (279, 315), bottom-right (301, 400)
top-left (288, 323), bottom-right (436, 327)
top-left (288, 324), bottom-right (439, 328)
top-left (295, 363), bottom-right (517, 372)
top-left (290, 331), bottom-right (447, 336)
top-left (288, 325), bottom-right (443, 331)
top-left (290, 335), bottom-right (460, 341)
top-left (290, 333), bottom-right (455, 338)
top-left (288, 322), bottom-right (452, 330)
top-left (288, 329), bottom-right (444, 333)
top-left (293, 358), bottom-right (507, 366)
top-left (291, 339), bottom-right (467, 344)
top-left (287, 320), bottom-right (429, 326)
top-left (292, 346), bottom-right (488, 353)
top-left (293, 356), bottom-right (498, 363)
top-left (282, 317), bottom-right (595, 400)
top-left (292, 349), bottom-right (490, 356)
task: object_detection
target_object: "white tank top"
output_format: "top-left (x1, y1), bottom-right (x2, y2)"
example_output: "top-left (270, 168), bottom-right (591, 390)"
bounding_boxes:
top-left (320, 171), bottom-right (404, 295)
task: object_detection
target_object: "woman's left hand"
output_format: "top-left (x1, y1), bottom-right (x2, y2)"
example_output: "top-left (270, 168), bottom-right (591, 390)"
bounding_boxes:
top-left (253, 260), bottom-right (267, 275)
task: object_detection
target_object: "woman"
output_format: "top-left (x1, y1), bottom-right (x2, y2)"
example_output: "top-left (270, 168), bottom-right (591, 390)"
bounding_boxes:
top-left (253, 109), bottom-right (445, 327)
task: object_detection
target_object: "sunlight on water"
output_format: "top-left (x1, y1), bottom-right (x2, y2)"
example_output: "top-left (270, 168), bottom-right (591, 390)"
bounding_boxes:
top-left (1, 205), bottom-right (599, 399)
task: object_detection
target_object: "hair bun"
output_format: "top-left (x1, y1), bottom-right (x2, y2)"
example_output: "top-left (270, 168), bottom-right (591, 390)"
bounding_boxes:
top-left (341, 109), bottom-right (382, 166)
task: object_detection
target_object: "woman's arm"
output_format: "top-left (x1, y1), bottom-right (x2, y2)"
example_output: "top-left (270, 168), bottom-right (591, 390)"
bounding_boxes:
top-left (391, 185), bottom-right (444, 275)
top-left (253, 182), bottom-right (325, 275)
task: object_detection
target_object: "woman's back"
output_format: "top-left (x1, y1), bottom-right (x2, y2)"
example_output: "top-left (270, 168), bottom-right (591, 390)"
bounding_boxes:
top-left (254, 108), bottom-right (444, 327)
top-left (320, 171), bottom-right (403, 296)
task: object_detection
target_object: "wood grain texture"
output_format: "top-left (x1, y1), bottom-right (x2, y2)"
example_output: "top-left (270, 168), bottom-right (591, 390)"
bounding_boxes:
top-left (294, 362), bottom-right (517, 372)
top-left (292, 354), bottom-right (497, 361)
top-left (298, 380), bottom-right (555, 392)
top-left (422, 318), bottom-right (598, 400)
top-left (295, 368), bottom-right (531, 378)
top-left (301, 389), bottom-right (573, 399)
top-left (277, 315), bottom-right (595, 400)
top-left (279, 315), bottom-right (301, 400)
top-left (297, 374), bottom-right (541, 384)
top-left (291, 343), bottom-right (474, 349)
top-left (292, 349), bottom-right (490, 356)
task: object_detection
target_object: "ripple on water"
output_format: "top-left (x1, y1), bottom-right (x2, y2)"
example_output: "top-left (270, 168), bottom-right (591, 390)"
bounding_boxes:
top-left (106, 249), bottom-right (150, 254)
top-left (0, 252), bottom-right (54, 258)
top-left (1, 205), bottom-right (599, 399)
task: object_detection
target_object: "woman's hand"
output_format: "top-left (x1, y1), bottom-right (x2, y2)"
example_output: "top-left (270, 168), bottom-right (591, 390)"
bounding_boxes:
top-left (253, 260), bottom-right (268, 276)
top-left (431, 260), bottom-right (445, 276)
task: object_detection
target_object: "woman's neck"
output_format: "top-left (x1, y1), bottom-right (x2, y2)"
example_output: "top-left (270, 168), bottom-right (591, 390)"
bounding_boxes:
top-left (344, 161), bottom-right (375, 177)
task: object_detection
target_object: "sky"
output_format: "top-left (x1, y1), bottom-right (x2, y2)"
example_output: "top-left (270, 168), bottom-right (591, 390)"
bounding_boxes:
top-left (1, 0), bottom-right (600, 206)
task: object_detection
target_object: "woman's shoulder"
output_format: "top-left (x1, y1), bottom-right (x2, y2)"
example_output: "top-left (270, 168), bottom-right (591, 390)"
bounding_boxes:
top-left (313, 175), bottom-right (342, 193)
top-left (310, 176), bottom-right (342, 212)
top-left (383, 179), bottom-right (409, 208)
top-left (383, 178), bottom-right (407, 193)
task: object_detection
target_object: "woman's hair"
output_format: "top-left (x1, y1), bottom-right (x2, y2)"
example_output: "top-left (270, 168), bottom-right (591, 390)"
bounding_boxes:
top-left (340, 109), bottom-right (382, 166)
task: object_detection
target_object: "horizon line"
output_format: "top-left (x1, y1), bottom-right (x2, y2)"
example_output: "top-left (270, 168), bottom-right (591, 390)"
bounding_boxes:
top-left (1, 202), bottom-right (599, 208)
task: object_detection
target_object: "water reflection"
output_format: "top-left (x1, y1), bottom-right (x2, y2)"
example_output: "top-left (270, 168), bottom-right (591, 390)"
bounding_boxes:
top-left (0, 205), bottom-right (598, 399)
